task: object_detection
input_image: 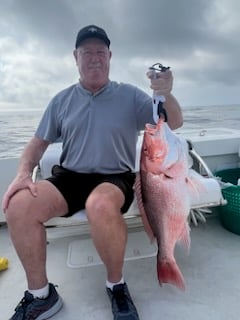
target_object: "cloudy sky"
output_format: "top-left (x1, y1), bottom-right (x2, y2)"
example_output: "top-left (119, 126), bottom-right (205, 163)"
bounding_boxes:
top-left (0, 0), bottom-right (239, 111)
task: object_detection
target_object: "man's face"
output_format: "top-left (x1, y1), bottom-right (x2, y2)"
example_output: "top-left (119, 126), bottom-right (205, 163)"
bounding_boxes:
top-left (74, 38), bottom-right (112, 90)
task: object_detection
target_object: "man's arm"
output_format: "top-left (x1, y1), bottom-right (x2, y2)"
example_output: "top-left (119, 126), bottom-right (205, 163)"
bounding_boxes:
top-left (18, 136), bottom-right (50, 177)
top-left (147, 69), bottom-right (183, 130)
top-left (163, 93), bottom-right (183, 130)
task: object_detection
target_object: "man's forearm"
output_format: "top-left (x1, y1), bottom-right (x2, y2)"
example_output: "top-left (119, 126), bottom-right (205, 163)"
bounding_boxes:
top-left (17, 137), bottom-right (49, 176)
top-left (163, 94), bottom-right (183, 130)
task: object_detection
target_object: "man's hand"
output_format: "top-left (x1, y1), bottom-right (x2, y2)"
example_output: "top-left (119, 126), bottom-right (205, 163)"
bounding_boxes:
top-left (2, 174), bottom-right (37, 212)
top-left (147, 69), bottom-right (173, 96)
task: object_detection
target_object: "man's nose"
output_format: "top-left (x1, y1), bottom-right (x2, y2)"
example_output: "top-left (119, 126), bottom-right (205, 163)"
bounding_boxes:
top-left (91, 52), bottom-right (100, 61)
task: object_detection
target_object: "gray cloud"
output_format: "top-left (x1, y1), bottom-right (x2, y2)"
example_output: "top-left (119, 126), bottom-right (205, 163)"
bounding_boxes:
top-left (0, 0), bottom-right (239, 109)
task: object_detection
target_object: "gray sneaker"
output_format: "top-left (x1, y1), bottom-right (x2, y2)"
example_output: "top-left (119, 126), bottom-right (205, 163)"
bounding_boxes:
top-left (106, 283), bottom-right (139, 320)
top-left (10, 283), bottom-right (63, 320)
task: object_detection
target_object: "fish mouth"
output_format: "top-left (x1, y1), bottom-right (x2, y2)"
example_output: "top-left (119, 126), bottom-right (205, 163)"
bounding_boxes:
top-left (146, 123), bottom-right (156, 129)
top-left (144, 120), bottom-right (168, 162)
top-left (145, 123), bottom-right (157, 134)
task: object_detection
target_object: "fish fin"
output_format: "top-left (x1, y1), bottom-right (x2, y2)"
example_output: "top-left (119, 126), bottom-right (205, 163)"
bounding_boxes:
top-left (186, 172), bottom-right (207, 200)
top-left (178, 222), bottom-right (191, 255)
top-left (134, 174), bottom-right (155, 242)
top-left (157, 257), bottom-right (186, 291)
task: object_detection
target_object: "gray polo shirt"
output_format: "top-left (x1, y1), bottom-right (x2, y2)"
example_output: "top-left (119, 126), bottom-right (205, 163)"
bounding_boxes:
top-left (35, 80), bottom-right (154, 174)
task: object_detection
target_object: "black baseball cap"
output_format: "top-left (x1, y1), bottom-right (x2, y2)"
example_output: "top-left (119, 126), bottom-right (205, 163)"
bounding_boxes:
top-left (75, 25), bottom-right (111, 48)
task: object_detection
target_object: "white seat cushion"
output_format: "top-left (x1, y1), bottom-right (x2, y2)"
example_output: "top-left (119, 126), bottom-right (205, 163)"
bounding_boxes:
top-left (189, 169), bottom-right (223, 208)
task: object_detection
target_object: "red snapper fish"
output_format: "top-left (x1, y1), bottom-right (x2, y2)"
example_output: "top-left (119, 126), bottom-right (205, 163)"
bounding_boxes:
top-left (135, 118), bottom-right (197, 291)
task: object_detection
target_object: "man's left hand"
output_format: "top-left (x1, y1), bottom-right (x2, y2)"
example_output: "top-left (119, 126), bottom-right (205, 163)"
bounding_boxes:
top-left (146, 69), bottom-right (173, 96)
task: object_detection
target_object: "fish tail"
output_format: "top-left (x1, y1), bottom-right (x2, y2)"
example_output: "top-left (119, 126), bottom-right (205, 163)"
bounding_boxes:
top-left (157, 257), bottom-right (186, 291)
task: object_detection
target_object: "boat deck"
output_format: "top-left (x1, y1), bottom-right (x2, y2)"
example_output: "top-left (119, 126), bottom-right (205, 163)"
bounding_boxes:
top-left (1, 214), bottom-right (239, 320)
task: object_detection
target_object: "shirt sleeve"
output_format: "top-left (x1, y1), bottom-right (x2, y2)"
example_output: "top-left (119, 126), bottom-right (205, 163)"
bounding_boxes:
top-left (35, 97), bottom-right (61, 142)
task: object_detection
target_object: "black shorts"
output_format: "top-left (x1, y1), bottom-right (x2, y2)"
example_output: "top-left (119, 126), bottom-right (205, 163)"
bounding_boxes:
top-left (46, 165), bottom-right (136, 217)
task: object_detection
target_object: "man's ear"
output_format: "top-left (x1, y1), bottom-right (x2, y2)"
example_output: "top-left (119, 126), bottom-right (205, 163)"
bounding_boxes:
top-left (73, 49), bottom-right (78, 63)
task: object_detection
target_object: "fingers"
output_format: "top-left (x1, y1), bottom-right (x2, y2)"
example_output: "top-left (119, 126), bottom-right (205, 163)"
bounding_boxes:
top-left (28, 182), bottom-right (38, 197)
top-left (2, 193), bottom-right (9, 213)
top-left (1, 182), bottom-right (18, 212)
top-left (147, 70), bottom-right (173, 96)
top-left (146, 70), bottom-right (157, 79)
top-left (2, 180), bottom-right (37, 213)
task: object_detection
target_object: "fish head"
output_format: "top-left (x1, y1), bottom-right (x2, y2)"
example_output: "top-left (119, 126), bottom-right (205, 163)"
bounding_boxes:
top-left (141, 118), bottom-right (168, 172)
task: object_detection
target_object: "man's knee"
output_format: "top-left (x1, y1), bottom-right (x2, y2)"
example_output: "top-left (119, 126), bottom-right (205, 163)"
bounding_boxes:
top-left (5, 189), bottom-right (34, 224)
top-left (86, 191), bottom-right (122, 223)
top-left (6, 182), bottom-right (69, 225)
top-left (86, 192), bottom-right (111, 214)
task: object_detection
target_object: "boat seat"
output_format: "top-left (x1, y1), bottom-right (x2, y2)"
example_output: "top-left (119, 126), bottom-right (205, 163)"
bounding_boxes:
top-left (32, 135), bottom-right (225, 233)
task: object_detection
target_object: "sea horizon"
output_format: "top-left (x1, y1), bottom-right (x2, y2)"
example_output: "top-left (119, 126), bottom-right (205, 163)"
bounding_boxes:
top-left (0, 104), bottom-right (239, 160)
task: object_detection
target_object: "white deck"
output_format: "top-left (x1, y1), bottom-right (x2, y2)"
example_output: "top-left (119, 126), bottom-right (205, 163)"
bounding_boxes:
top-left (1, 215), bottom-right (240, 320)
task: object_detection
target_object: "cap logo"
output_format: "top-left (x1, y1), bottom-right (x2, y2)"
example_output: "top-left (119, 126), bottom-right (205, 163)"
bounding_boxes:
top-left (88, 27), bottom-right (98, 33)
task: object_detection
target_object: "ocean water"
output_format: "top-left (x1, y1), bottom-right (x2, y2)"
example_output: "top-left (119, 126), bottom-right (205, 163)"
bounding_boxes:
top-left (0, 105), bottom-right (239, 160)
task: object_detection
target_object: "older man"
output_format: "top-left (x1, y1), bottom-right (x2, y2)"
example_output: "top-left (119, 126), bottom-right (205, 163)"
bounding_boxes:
top-left (3, 25), bottom-right (183, 320)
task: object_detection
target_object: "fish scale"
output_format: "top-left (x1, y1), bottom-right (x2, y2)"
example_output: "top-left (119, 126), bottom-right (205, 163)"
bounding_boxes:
top-left (135, 118), bottom-right (196, 291)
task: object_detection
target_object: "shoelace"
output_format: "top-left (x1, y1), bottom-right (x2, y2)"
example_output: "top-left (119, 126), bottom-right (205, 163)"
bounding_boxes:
top-left (14, 292), bottom-right (34, 315)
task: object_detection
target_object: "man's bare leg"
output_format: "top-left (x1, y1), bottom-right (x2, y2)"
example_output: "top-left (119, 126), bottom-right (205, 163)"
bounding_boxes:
top-left (5, 180), bottom-right (68, 289)
top-left (86, 182), bottom-right (127, 283)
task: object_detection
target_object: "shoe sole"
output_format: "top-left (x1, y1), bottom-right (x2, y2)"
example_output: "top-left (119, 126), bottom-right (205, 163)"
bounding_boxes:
top-left (36, 295), bottom-right (63, 320)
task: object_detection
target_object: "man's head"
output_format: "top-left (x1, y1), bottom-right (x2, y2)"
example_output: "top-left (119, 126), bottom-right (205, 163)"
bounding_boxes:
top-left (74, 25), bottom-right (112, 92)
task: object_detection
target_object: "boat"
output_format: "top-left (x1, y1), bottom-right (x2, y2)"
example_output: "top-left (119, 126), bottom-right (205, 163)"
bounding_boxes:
top-left (1, 126), bottom-right (240, 320)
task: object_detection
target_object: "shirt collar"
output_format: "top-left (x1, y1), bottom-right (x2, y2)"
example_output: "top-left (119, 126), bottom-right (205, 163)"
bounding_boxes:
top-left (77, 80), bottom-right (111, 96)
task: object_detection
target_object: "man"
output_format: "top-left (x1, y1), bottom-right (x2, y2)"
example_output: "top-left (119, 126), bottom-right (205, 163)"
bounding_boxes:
top-left (2, 25), bottom-right (183, 320)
